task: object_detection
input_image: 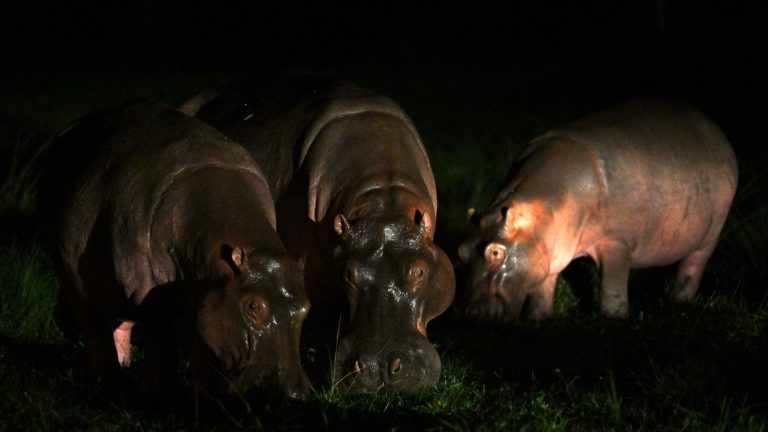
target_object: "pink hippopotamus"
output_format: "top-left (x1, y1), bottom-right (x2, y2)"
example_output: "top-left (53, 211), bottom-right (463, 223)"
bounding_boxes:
top-left (459, 98), bottom-right (738, 321)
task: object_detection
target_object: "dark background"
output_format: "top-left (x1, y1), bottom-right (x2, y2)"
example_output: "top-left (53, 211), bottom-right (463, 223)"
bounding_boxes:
top-left (1, 2), bottom-right (767, 428)
top-left (2, 1), bottom-right (766, 139)
top-left (3, 0), bottom-right (766, 268)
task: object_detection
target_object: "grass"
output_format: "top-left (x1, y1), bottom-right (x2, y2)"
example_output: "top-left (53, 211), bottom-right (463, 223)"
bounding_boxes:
top-left (0, 130), bottom-right (49, 220)
top-left (0, 68), bottom-right (767, 431)
top-left (0, 240), bottom-right (63, 344)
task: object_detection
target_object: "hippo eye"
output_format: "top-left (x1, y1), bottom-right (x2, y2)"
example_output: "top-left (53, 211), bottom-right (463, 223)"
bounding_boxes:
top-left (342, 266), bottom-right (359, 293)
top-left (343, 267), bottom-right (354, 284)
top-left (407, 262), bottom-right (428, 292)
top-left (242, 296), bottom-right (269, 327)
top-left (484, 243), bottom-right (506, 265)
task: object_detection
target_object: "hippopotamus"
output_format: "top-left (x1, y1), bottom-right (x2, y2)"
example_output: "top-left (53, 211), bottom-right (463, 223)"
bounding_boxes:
top-left (181, 76), bottom-right (455, 393)
top-left (43, 100), bottom-right (310, 398)
top-left (458, 98), bottom-right (738, 321)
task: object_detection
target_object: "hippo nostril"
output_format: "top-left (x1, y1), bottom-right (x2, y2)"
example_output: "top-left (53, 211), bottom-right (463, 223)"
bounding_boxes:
top-left (390, 357), bottom-right (402, 374)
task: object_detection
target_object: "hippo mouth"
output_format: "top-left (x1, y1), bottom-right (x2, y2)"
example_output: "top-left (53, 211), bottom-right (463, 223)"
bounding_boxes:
top-left (460, 284), bottom-right (530, 322)
top-left (224, 363), bottom-right (268, 393)
top-left (225, 364), bottom-right (310, 400)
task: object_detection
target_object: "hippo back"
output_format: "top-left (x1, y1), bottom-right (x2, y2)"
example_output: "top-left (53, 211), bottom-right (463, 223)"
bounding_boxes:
top-left (521, 98), bottom-right (738, 263)
top-left (188, 76), bottom-right (438, 216)
top-left (531, 98), bottom-right (738, 203)
top-left (184, 77), bottom-right (453, 393)
top-left (47, 100), bottom-right (273, 303)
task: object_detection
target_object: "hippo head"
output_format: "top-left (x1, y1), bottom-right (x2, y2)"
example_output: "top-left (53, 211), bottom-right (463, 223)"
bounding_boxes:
top-left (196, 245), bottom-right (311, 399)
top-left (458, 201), bottom-right (553, 322)
top-left (331, 210), bottom-right (455, 393)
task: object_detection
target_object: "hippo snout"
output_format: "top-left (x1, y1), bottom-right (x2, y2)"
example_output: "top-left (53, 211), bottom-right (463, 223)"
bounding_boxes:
top-left (335, 337), bottom-right (441, 393)
top-left (349, 351), bottom-right (407, 384)
top-left (280, 369), bottom-right (311, 400)
top-left (462, 298), bottom-right (515, 322)
top-left (228, 362), bottom-right (311, 400)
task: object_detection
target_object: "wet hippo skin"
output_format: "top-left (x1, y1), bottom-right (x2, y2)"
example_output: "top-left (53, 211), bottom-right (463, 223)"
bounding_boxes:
top-left (183, 76), bottom-right (455, 393)
top-left (42, 100), bottom-right (310, 399)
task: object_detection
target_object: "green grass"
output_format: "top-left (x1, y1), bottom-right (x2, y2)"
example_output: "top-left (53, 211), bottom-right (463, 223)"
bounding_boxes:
top-left (711, 172), bottom-right (768, 294)
top-left (0, 70), bottom-right (767, 431)
top-left (0, 239), bottom-right (63, 344)
top-left (0, 130), bottom-right (49, 219)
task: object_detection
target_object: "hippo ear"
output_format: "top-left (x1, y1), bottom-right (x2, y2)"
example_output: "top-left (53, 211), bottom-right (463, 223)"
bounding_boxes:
top-left (221, 244), bottom-right (248, 275)
top-left (457, 240), bottom-right (473, 263)
top-left (468, 208), bottom-right (480, 226)
top-left (297, 253), bottom-right (307, 273)
top-left (500, 206), bottom-right (518, 236)
top-left (501, 203), bottom-right (537, 236)
top-left (414, 209), bottom-right (432, 238)
top-left (334, 213), bottom-right (351, 238)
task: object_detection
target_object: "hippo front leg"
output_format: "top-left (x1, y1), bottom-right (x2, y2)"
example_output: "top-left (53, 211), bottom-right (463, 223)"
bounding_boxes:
top-left (77, 323), bottom-right (128, 392)
top-left (527, 274), bottom-right (558, 320)
top-left (63, 287), bottom-right (125, 386)
top-left (596, 243), bottom-right (631, 318)
top-left (112, 320), bottom-right (135, 367)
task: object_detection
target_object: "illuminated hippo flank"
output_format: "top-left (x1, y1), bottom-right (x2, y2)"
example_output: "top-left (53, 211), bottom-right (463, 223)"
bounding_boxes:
top-left (459, 98), bottom-right (737, 321)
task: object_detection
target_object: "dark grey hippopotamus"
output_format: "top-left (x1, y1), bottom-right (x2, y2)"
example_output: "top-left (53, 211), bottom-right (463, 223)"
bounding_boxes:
top-left (458, 98), bottom-right (738, 321)
top-left (43, 100), bottom-right (310, 398)
top-left (181, 76), bottom-right (455, 393)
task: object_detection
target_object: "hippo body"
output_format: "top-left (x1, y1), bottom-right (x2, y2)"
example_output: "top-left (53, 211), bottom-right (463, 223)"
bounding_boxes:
top-left (183, 76), bottom-right (455, 392)
top-left (44, 100), bottom-right (309, 398)
top-left (458, 98), bottom-right (738, 320)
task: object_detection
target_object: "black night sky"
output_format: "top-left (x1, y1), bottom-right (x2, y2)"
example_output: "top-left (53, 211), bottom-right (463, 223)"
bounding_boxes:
top-left (1, 1), bottom-right (768, 429)
top-left (3, 1), bottom-right (767, 130)
top-left (4, 0), bottom-right (764, 211)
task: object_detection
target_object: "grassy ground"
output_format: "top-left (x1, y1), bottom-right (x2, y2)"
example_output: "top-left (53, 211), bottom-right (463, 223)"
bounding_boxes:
top-left (1, 64), bottom-right (767, 431)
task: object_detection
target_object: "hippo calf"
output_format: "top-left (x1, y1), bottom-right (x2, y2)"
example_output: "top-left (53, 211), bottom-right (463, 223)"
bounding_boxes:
top-left (458, 98), bottom-right (737, 321)
top-left (182, 76), bottom-right (455, 393)
top-left (43, 100), bottom-right (310, 398)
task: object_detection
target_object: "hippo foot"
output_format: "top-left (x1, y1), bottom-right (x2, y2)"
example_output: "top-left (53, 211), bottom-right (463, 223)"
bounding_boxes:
top-left (599, 301), bottom-right (629, 318)
top-left (672, 275), bottom-right (698, 303)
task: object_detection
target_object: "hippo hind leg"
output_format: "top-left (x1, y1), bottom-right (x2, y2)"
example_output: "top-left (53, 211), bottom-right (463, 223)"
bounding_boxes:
top-left (672, 245), bottom-right (716, 303)
top-left (673, 210), bottom-right (729, 303)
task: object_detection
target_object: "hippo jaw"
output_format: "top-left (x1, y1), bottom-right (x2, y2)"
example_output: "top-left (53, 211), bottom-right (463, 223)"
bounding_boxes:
top-left (196, 249), bottom-right (311, 399)
top-left (458, 215), bottom-right (550, 322)
top-left (330, 214), bottom-right (454, 393)
top-left (460, 251), bottom-right (537, 322)
top-left (224, 322), bottom-right (311, 399)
